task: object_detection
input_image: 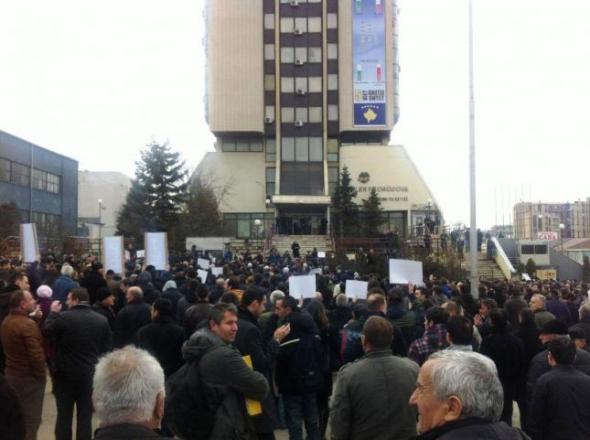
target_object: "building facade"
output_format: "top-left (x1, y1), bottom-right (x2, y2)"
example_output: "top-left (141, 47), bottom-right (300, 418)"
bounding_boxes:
top-left (77, 171), bottom-right (132, 239)
top-left (0, 130), bottom-right (78, 238)
top-left (197, 0), bottom-right (439, 239)
top-left (513, 200), bottom-right (590, 240)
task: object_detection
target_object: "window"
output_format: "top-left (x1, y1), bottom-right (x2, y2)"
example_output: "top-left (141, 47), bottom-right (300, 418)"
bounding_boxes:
top-left (309, 137), bottom-right (323, 161)
top-left (308, 47), bottom-right (322, 63)
top-left (31, 212), bottom-right (61, 237)
top-left (46, 173), bottom-right (60, 193)
top-left (328, 74), bottom-right (338, 90)
top-left (327, 13), bottom-right (338, 29)
top-left (266, 139), bottom-right (276, 162)
top-left (308, 17), bottom-right (322, 33)
top-left (281, 138), bottom-right (295, 161)
top-left (295, 107), bottom-right (308, 123)
top-left (265, 105), bottom-right (275, 120)
top-left (281, 47), bottom-right (294, 63)
top-left (11, 162), bottom-right (30, 187)
top-left (0, 159), bottom-right (10, 182)
top-left (295, 137), bottom-right (309, 161)
top-left (294, 17), bottom-right (307, 32)
top-left (309, 106), bottom-right (322, 123)
top-left (295, 77), bottom-right (307, 93)
top-left (328, 104), bottom-right (339, 121)
top-left (328, 166), bottom-right (339, 194)
top-left (264, 74), bottom-right (275, 91)
top-left (282, 107), bottom-right (295, 122)
top-left (327, 43), bottom-right (338, 60)
top-left (280, 17), bottom-right (294, 33)
top-left (264, 13), bottom-right (275, 29)
top-left (264, 44), bottom-right (275, 60)
top-left (266, 167), bottom-right (276, 195)
top-left (32, 169), bottom-right (45, 190)
top-left (328, 139), bottom-right (339, 162)
top-left (295, 47), bottom-right (307, 63)
top-left (309, 77), bottom-right (322, 93)
top-left (281, 77), bottom-right (294, 93)
top-left (280, 162), bottom-right (324, 195)
top-left (221, 138), bottom-right (265, 153)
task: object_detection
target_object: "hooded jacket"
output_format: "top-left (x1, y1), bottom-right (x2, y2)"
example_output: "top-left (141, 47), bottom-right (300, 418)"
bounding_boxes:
top-left (182, 329), bottom-right (269, 439)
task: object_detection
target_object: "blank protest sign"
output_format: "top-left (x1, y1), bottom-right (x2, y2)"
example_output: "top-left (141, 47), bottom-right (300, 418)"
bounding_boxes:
top-left (211, 267), bottom-right (224, 277)
top-left (289, 275), bottom-right (317, 299)
top-left (20, 223), bottom-right (39, 262)
top-left (197, 269), bottom-right (208, 282)
top-left (197, 258), bottom-right (210, 269)
top-left (389, 259), bottom-right (423, 285)
top-left (145, 232), bottom-right (168, 270)
top-left (345, 280), bottom-right (369, 299)
top-left (103, 236), bottom-right (124, 275)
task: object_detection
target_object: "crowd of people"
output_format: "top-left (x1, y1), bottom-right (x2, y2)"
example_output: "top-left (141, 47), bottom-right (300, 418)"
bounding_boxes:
top-left (0, 247), bottom-right (589, 440)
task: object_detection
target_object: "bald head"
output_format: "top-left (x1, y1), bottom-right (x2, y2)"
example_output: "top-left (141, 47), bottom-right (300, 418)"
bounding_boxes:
top-left (126, 286), bottom-right (143, 303)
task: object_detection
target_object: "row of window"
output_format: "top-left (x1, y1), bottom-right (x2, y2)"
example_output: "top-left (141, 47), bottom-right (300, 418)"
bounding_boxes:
top-left (222, 213), bottom-right (273, 239)
top-left (0, 158), bottom-right (61, 194)
top-left (220, 138), bottom-right (263, 152)
top-left (18, 209), bottom-right (61, 237)
top-left (264, 45), bottom-right (325, 63)
top-left (221, 137), bottom-right (338, 163)
top-left (264, 105), bottom-right (338, 123)
top-left (264, 74), bottom-right (337, 93)
top-left (264, 11), bottom-right (338, 31)
top-left (281, 137), bottom-right (323, 162)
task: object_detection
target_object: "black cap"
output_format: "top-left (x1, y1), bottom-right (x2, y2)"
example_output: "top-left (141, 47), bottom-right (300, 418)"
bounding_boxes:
top-left (540, 319), bottom-right (569, 335)
top-left (96, 287), bottom-right (113, 302)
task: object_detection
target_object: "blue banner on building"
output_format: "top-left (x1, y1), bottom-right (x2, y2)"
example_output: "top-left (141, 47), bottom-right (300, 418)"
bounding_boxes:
top-left (353, 0), bottom-right (387, 127)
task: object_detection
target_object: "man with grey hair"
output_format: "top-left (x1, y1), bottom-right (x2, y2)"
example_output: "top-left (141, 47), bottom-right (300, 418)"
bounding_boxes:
top-left (52, 263), bottom-right (79, 307)
top-left (92, 346), bottom-right (166, 439)
top-left (409, 351), bottom-right (529, 439)
top-left (114, 286), bottom-right (151, 347)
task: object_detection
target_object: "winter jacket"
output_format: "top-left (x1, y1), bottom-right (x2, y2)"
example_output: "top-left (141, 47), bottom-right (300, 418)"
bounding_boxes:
top-left (113, 299), bottom-right (151, 348)
top-left (51, 275), bottom-right (79, 307)
top-left (94, 423), bottom-right (165, 439)
top-left (329, 350), bottom-right (418, 440)
top-left (136, 315), bottom-right (186, 378)
top-left (181, 329), bottom-right (269, 439)
top-left (410, 418), bottom-right (530, 440)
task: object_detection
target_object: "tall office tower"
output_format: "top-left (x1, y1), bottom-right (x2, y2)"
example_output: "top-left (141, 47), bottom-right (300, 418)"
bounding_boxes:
top-left (198, 0), bottom-right (438, 242)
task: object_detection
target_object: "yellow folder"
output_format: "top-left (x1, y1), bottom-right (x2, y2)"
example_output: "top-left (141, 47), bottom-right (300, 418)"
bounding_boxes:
top-left (242, 355), bottom-right (263, 416)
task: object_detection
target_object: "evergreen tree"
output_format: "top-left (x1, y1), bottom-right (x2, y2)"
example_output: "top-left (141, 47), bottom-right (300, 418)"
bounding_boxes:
top-left (331, 166), bottom-right (358, 237)
top-left (362, 187), bottom-right (384, 237)
top-left (180, 177), bottom-right (224, 237)
top-left (117, 142), bottom-right (187, 246)
top-left (583, 256), bottom-right (590, 283)
top-left (525, 258), bottom-right (537, 278)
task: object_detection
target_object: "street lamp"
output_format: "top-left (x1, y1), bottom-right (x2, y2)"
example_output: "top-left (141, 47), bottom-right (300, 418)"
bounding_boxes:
top-left (536, 214), bottom-right (543, 239)
top-left (254, 219), bottom-right (262, 253)
top-left (98, 199), bottom-right (103, 258)
top-left (559, 223), bottom-right (565, 253)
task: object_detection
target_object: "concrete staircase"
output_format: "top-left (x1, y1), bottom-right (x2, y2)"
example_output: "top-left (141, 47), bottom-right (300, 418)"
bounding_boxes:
top-left (271, 235), bottom-right (332, 256)
top-left (463, 253), bottom-right (507, 281)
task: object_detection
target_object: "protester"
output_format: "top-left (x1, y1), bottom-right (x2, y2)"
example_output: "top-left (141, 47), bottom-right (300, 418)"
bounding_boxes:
top-left (113, 286), bottom-right (151, 347)
top-left (529, 294), bottom-right (556, 330)
top-left (92, 346), bottom-right (166, 439)
top-left (0, 290), bottom-right (46, 440)
top-left (528, 338), bottom-right (590, 440)
top-left (409, 350), bottom-right (528, 439)
top-left (43, 287), bottom-right (112, 440)
top-left (329, 316), bottom-right (418, 440)
top-left (92, 287), bottom-right (116, 331)
top-left (0, 372), bottom-right (26, 440)
top-left (408, 306), bottom-right (449, 365)
top-left (51, 264), bottom-right (79, 307)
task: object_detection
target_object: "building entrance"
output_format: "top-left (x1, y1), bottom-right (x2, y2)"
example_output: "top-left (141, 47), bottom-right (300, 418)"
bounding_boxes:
top-left (276, 207), bottom-right (328, 235)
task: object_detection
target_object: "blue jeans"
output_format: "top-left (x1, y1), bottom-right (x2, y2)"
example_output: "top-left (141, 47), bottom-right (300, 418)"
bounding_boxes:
top-left (283, 393), bottom-right (321, 440)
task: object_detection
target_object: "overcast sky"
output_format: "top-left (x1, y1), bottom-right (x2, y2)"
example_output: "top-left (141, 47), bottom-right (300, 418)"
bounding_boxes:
top-left (1, 0), bottom-right (589, 228)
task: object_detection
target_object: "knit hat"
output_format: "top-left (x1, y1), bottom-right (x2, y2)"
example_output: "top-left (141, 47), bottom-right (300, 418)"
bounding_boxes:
top-left (540, 319), bottom-right (569, 335)
top-left (96, 287), bottom-right (113, 302)
top-left (36, 285), bottom-right (53, 299)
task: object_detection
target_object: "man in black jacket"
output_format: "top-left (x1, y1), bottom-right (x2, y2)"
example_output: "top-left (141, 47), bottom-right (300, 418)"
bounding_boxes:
top-left (44, 287), bottom-right (112, 440)
top-left (92, 287), bottom-right (116, 332)
top-left (275, 296), bottom-right (322, 440)
top-left (234, 287), bottom-right (290, 440)
top-left (528, 338), bottom-right (590, 440)
top-left (136, 298), bottom-right (186, 378)
top-left (113, 286), bottom-right (151, 347)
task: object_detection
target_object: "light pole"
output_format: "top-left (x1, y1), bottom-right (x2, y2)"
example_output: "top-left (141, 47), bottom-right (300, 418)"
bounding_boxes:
top-left (536, 214), bottom-right (542, 239)
top-left (468, 0), bottom-right (478, 298)
top-left (254, 219), bottom-right (262, 253)
top-left (98, 199), bottom-right (103, 258)
top-left (559, 223), bottom-right (565, 253)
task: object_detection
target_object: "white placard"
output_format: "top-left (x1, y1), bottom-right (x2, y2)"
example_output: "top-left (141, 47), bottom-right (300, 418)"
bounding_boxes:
top-left (289, 275), bottom-right (317, 299)
top-left (102, 236), bottom-right (124, 275)
top-left (345, 280), bottom-right (369, 299)
top-left (20, 223), bottom-right (39, 263)
top-left (318, 251), bottom-right (326, 258)
top-left (389, 259), bottom-right (424, 285)
top-left (309, 268), bottom-right (323, 276)
top-left (136, 250), bottom-right (145, 258)
top-left (522, 273), bottom-right (531, 281)
top-left (124, 250), bottom-right (130, 260)
top-left (346, 253), bottom-right (356, 261)
top-left (144, 233), bottom-right (168, 270)
top-left (211, 267), bottom-right (224, 277)
top-left (197, 258), bottom-right (210, 270)
top-left (197, 269), bottom-right (208, 282)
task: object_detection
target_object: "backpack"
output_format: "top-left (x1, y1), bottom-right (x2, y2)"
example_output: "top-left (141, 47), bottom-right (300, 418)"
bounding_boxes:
top-left (294, 333), bottom-right (324, 392)
top-left (339, 325), bottom-right (363, 365)
top-left (164, 347), bottom-right (220, 440)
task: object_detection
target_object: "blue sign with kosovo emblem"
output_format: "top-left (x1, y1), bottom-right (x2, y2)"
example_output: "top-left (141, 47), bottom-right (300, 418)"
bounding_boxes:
top-left (353, 0), bottom-right (387, 127)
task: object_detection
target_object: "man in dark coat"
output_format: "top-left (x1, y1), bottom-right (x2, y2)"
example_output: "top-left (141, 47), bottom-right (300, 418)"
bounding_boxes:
top-left (234, 287), bottom-right (290, 440)
top-left (526, 320), bottom-right (590, 411)
top-left (503, 287), bottom-right (528, 328)
top-left (92, 287), bottom-right (116, 332)
top-left (79, 263), bottom-right (107, 304)
top-left (136, 298), bottom-right (186, 378)
top-left (409, 350), bottom-right (528, 440)
top-left (44, 287), bottom-right (112, 440)
top-left (569, 302), bottom-right (590, 342)
top-left (180, 303), bottom-right (269, 439)
top-left (113, 286), bottom-right (151, 347)
top-left (480, 309), bottom-right (526, 425)
top-left (528, 338), bottom-right (590, 440)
